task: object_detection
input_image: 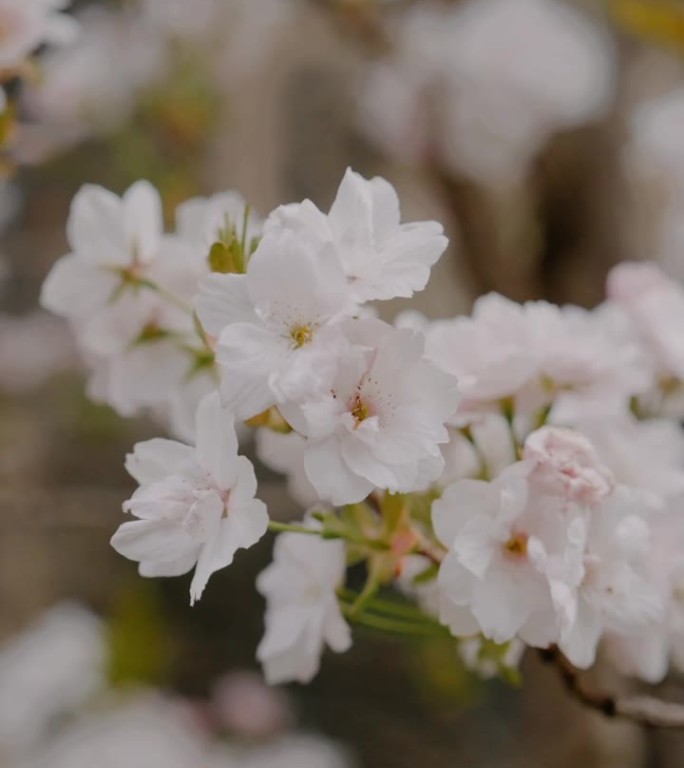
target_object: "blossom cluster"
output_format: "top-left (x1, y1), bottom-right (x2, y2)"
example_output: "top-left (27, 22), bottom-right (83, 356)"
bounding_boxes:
top-left (41, 167), bottom-right (684, 690)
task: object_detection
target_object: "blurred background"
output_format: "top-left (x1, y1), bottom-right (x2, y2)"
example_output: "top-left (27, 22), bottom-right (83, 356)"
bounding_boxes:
top-left (4, 0), bottom-right (684, 765)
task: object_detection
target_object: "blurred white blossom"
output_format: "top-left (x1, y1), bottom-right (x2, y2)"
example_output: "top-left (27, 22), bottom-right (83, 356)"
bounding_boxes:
top-left (361, 0), bottom-right (614, 187)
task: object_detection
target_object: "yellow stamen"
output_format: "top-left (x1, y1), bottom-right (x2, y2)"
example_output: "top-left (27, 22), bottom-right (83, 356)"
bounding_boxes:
top-left (290, 325), bottom-right (313, 348)
top-left (351, 395), bottom-right (370, 424)
top-left (504, 533), bottom-right (528, 558)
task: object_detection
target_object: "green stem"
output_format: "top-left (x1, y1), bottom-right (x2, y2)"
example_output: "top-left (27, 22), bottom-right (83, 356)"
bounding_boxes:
top-left (338, 588), bottom-right (438, 623)
top-left (139, 278), bottom-right (193, 315)
top-left (240, 204), bottom-right (251, 268)
top-left (460, 426), bottom-right (490, 480)
top-left (267, 521), bottom-right (322, 537)
top-left (267, 521), bottom-right (390, 551)
top-left (341, 604), bottom-right (447, 637)
top-left (346, 573), bottom-right (380, 619)
top-left (501, 397), bottom-right (522, 460)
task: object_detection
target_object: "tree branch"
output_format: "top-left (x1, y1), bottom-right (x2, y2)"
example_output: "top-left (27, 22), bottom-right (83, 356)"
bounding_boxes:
top-left (539, 647), bottom-right (684, 729)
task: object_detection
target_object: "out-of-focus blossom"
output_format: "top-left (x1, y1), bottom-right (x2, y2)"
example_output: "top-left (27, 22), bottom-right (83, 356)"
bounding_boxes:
top-left (0, 603), bottom-right (106, 755)
top-left (256, 524), bottom-right (351, 684)
top-left (424, 293), bottom-right (648, 425)
top-left (360, 0), bottom-right (614, 187)
top-left (24, 6), bottom-right (164, 155)
top-left (209, 734), bottom-right (354, 768)
top-left (608, 261), bottom-right (684, 381)
top-left (576, 415), bottom-right (684, 511)
top-left (557, 487), bottom-right (661, 669)
top-left (39, 180), bottom-right (216, 437)
top-left (18, 694), bottom-right (211, 768)
top-left (0, 0), bottom-right (78, 72)
top-left (210, 671), bottom-right (292, 738)
top-left (523, 426), bottom-right (614, 507)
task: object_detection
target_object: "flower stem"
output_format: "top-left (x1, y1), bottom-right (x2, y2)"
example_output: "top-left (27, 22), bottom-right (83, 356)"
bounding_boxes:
top-left (341, 604), bottom-right (448, 637)
top-left (338, 587), bottom-right (438, 623)
top-left (267, 521), bottom-right (322, 537)
top-left (139, 278), bottom-right (194, 315)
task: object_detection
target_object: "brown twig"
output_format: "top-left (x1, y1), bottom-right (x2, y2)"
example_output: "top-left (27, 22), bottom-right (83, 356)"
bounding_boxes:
top-left (539, 647), bottom-right (684, 728)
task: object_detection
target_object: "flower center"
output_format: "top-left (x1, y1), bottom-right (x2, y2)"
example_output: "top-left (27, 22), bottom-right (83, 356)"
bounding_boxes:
top-left (350, 394), bottom-right (370, 424)
top-left (504, 532), bottom-right (528, 558)
top-left (290, 324), bottom-right (313, 348)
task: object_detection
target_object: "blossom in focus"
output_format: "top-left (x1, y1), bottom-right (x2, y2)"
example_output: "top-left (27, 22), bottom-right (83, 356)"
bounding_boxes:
top-left (256, 525), bottom-right (351, 684)
top-left (268, 168), bottom-right (447, 302)
top-left (433, 463), bottom-right (585, 645)
top-left (195, 227), bottom-right (352, 419)
top-left (111, 393), bottom-right (268, 604)
top-left (283, 318), bottom-right (460, 505)
top-left (0, 603), bottom-right (105, 754)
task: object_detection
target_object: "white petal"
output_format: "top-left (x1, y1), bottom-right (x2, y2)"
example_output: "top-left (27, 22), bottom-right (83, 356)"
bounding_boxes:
top-left (194, 273), bottom-right (255, 337)
top-left (111, 519), bottom-right (196, 565)
top-left (125, 438), bottom-right (195, 485)
top-left (122, 180), bottom-right (163, 262)
top-left (194, 392), bottom-right (240, 488)
top-left (40, 255), bottom-right (118, 318)
top-left (67, 184), bottom-right (128, 265)
top-left (304, 435), bottom-right (375, 505)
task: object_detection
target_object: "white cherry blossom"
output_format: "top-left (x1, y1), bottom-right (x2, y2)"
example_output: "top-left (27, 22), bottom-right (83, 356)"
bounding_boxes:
top-left (575, 415), bottom-right (684, 511)
top-left (283, 318), bottom-right (460, 505)
top-left (195, 227), bottom-right (351, 419)
top-left (267, 168), bottom-right (447, 302)
top-left (523, 426), bottom-right (614, 507)
top-left (0, 0), bottom-right (79, 72)
top-left (111, 393), bottom-right (268, 604)
top-left (558, 488), bottom-right (662, 669)
top-left (607, 261), bottom-right (684, 381)
top-left (256, 524), bottom-right (351, 684)
top-left (433, 463), bottom-right (584, 646)
top-left (425, 293), bottom-right (649, 423)
top-left (175, 191), bottom-right (262, 253)
top-left (360, 0), bottom-right (614, 186)
top-left (0, 603), bottom-right (105, 754)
